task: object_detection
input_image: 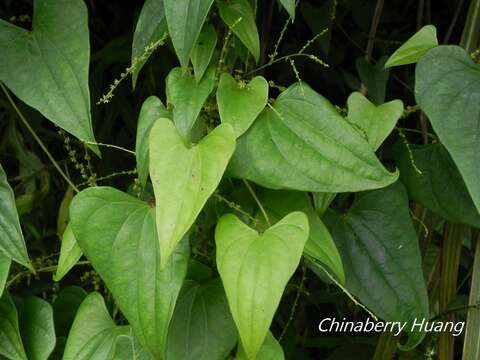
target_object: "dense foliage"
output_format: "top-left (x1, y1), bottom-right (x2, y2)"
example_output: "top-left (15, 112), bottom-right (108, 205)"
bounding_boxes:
top-left (0, 0), bottom-right (479, 359)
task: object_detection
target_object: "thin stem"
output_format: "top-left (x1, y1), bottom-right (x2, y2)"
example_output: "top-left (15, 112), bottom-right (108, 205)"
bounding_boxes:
top-left (246, 53), bottom-right (328, 76)
top-left (279, 264), bottom-right (306, 341)
top-left (0, 82), bottom-right (80, 193)
top-left (365, 0), bottom-right (384, 63)
top-left (82, 140), bottom-right (135, 155)
top-left (242, 179), bottom-right (271, 227)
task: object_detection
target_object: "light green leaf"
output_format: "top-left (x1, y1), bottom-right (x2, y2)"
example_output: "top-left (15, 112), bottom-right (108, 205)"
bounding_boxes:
top-left (0, 0), bottom-right (98, 153)
top-left (166, 278), bottom-right (237, 360)
top-left (57, 186), bottom-right (74, 238)
top-left (393, 142), bottom-right (480, 227)
top-left (323, 182), bottom-right (429, 349)
top-left (166, 67), bottom-right (216, 141)
top-left (18, 297), bottom-right (55, 360)
top-left (217, 73), bottom-right (268, 137)
top-left (415, 45), bottom-right (480, 214)
top-left (70, 187), bottom-right (190, 358)
top-left (0, 254), bottom-right (10, 298)
top-left (228, 83), bottom-right (398, 192)
top-left (356, 56), bottom-right (389, 105)
top-left (53, 224), bottom-right (82, 282)
top-left (191, 24), bottom-right (217, 82)
top-left (347, 92), bottom-right (403, 150)
top-left (150, 119), bottom-right (235, 269)
top-left (0, 292), bottom-right (27, 360)
top-left (260, 189), bottom-right (345, 284)
top-left (136, 96), bottom-right (171, 186)
top-left (385, 25), bottom-right (438, 68)
top-left (237, 332), bottom-right (285, 360)
top-left (0, 164), bottom-right (31, 269)
top-left (215, 212), bottom-right (308, 360)
top-left (279, 0), bottom-right (295, 20)
top-left (63, 293), bottom-right (129, 360)
top-left (217, 0), bottom-right (260, 62)
top-left (114, 333), bottom-right (152, 360)
top-left (131, 0), bottom-right (167, 87)
top-left (164, 0), bottom-right (214, 67)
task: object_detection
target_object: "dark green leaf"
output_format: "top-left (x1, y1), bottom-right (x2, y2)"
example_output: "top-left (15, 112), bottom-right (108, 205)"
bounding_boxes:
top-left (131, 0), bottom-right (167, 87)
top-left (164, 0), bottom-right (214, 67)
top-left (191, 24), bottom-right (217, 82)
top-left (415, 45), bottom-right (480, 214)
top-left (70, 187), bottom-right (190, 358)
top-left (53, 224), bottom-right (82, 282)
top-left (18, 297), bottom-right (55, 360)
top-left (217, 0), bottom-right (260, 62)
top-left (356, 56), bottom-right (389, 105)
top-left (0, 0), bottom-right (98, 153)
top-left (394, 142), bottom-right (480, 227)
top-left (0, 164), bottom-right (31, 269)
top-left (228, 83), bottom-right (398, 192)
top-left (323, 182), bottom-right (429, 349)
top-left (0, 292), bottom-right (27, 360)
top-left (0, 255), bottom-right (11, 298)
top-left (53, 286), bottom-right (87, 337)
top-left (166, 278), bottom-right (237, 360)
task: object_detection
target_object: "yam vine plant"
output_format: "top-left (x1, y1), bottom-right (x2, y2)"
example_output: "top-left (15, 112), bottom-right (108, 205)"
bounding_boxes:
top-left (0, 0), bottom-right (479, 359)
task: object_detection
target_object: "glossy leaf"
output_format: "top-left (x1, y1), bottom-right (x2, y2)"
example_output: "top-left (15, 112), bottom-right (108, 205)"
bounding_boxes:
top-left (216, 212), bottom-right (308, 359)
top-left (191, 24), bottom-right (217, 82)
top-left (347, 92), bottom-right (403, 150)
top-left (166, 278), bottom-right (237, 360)
top-left (53, 224), bottom-right (82, 282)
top-left (323, 182), bottom-right (429, 349)
top-left (0, 292), bottom-right (27, 360)
top-left (260, 189), bottom-right (345, 284)
top-left (385, 25), bottom-right (438, 68)
top-left (0, 0), bottom-right (98, 152)
top-left (0, 164), bottom-right (31, 269)
top-left (279, 0), bottom-right (295, 19)
top-left (237, 332), bottom-right (285, 360)
top-left (70, 187), bottom-right (190, 358)
top-left (228, 83), bottom-right (398, 192)
top-left (415, 45), bottom-right (480, 213)
top-left (166, 67), bottom-right (216, 141)
top-left (131, 0), bottom-right (167, 87)
top-left (394, 142), bottom-right (480, 227)
top-left (217, 0), bottom-right (260, 62)
top-left (63, 292), bottom-right (129, 360)
top-left (136, 96), bottom-right (171, 186)
top-left (150, 119), bottom-right (235, 269)
top-left (0, 254), bottom-right (10, 298)
top-left (164, 0), bottom-right (214, 67)
top-left (217, 73), bottom-right (268, 137)
top-left (18, 297), bottom-right (56, 360)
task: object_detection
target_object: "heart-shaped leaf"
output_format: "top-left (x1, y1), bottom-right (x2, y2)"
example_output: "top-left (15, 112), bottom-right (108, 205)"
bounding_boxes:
top-left (166, 67), bottom-right (216, 141)
top-left (217, 73), bottom-right (268, 137)
top-left (191, 24), bottom-right (218, 82)
top-left (53, 223), bottom-right (82, 282)
top-left (18, 297), bottom-right (56, 360)
top-left (217, 0), bottom-right (260, 62)
top-left (237, 332), bottom-right (285, 360)
top-left (385, 25), bottom-right (438, 68)
top-left (394, 142), bottom-right (480, 227)
top-left (53, 286), bottom-right (86, 338)
top-left (0, 0), bottom-right (98, 152)
top-left (164, 0), bottom-right (214, 67)
top-left (0, 291), bottom-right (27, 360)
top-left (260, 190), bottom-right (345, 284)
top-left (131, 0), bottom-right (167, 87)
top-left (136, 96), bottom-right (171, 186)
top-left (215, 212), bottom-right (308, 359)
top-left (0, 164), bottom-right (31, 269)
top-left (347, 92), bottom-right (403, 150)
top-left (150, 119), bottom-right (235, 269)
top-left (63, 292), bottom-right (129, 360)
top-left (70, 187), bottom-right (190, 358)
top-left (229, 83), bottom-right (398, 192)
top-left (166, 278), bottom-right (237, 360)
top-left (416, 45), bottom-right (480, 213)
top-left (323, 182), bottom-right (429, 349)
